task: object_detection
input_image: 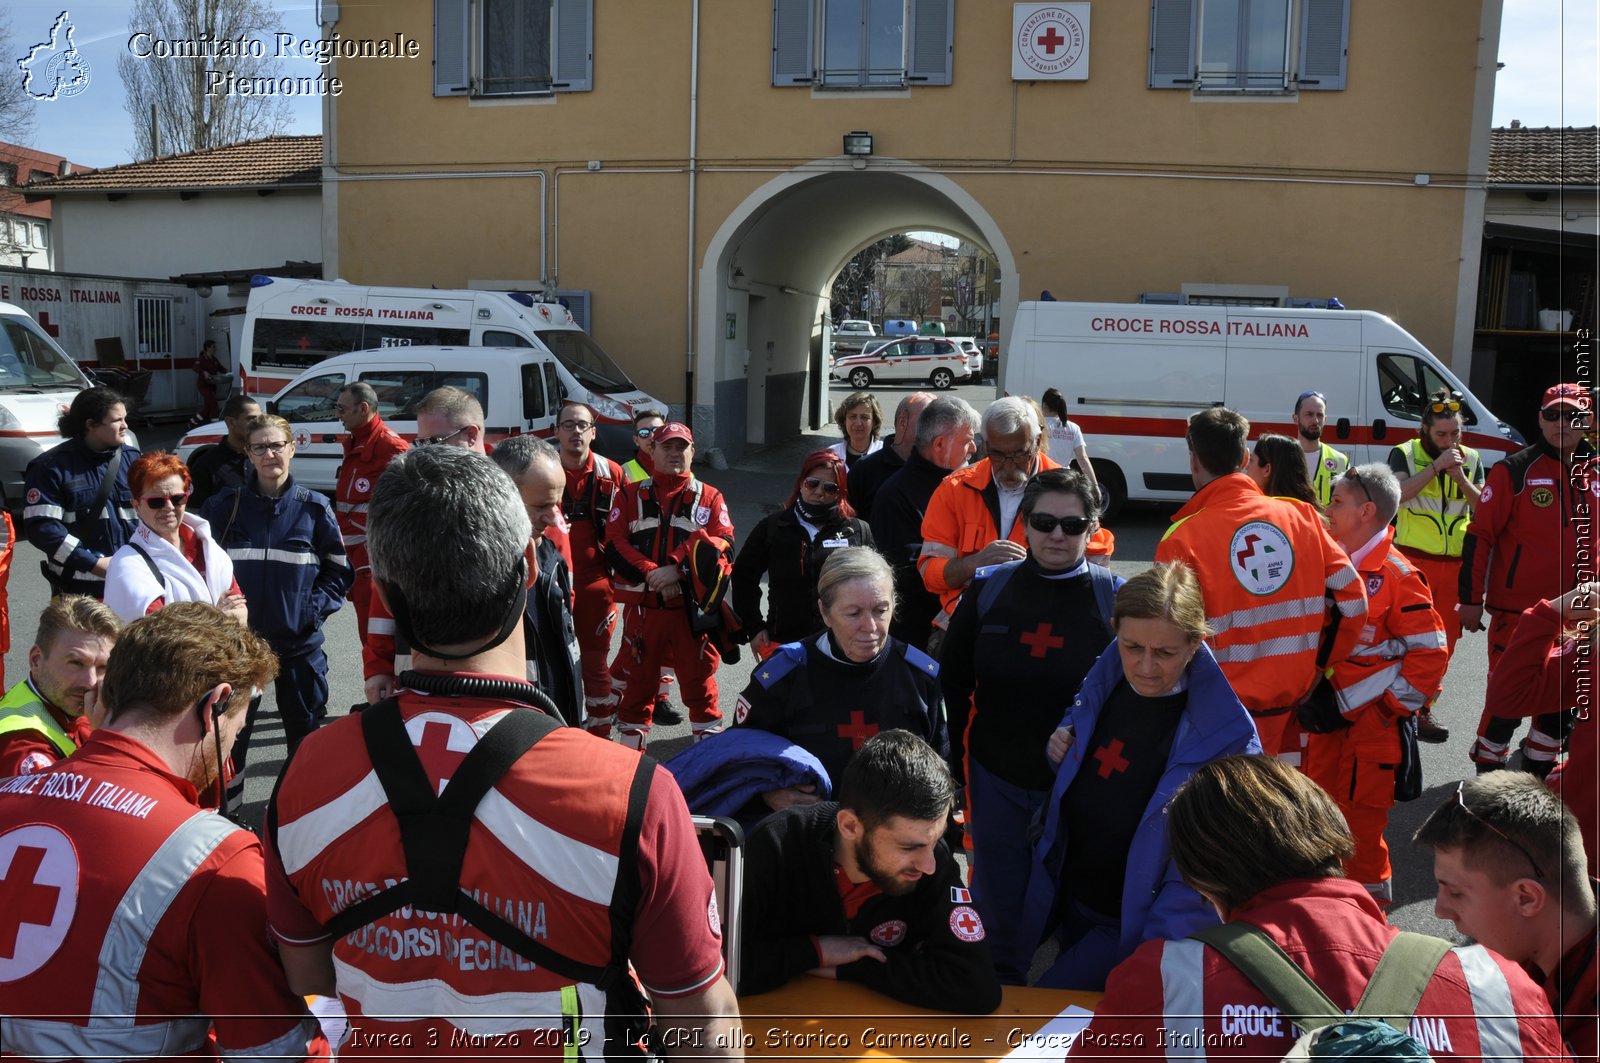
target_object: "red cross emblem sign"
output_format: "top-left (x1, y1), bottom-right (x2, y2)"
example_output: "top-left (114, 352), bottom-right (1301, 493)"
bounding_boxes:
top-left (1013, 4), bottom-right (1089, 80)
top-left (949, 905), bottom-right (986, 942)
top-left (406, 712), bottom-right (483, 796)
top-left (0, 825), bottom-right (79, 980)
top-left (870, 919), bottom-right (908, 947)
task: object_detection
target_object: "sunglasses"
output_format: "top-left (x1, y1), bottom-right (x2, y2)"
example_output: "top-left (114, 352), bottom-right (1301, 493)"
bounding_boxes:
top-left (414, 425), bottom-right (469, 447)
top-left (802, 477), bottom-right (841, 495)
top-left (1454, 780), bottom-right (1544, 881)
top-left (1341, 467), bottom-right (1373, 504)
top-left (1027, 512), bottom-right (1092, 536)
top-left (1429, 399), bottom-right (1462, 414)
top-left (247, 440), bottom-right (292, 456)
top-left (1542, 407), bottom-right (1594, 423)
top-left (559, 419), bottom-right (595, 432)
top-left (635, 426), bottom-right (662, 439)
top-left (143, 492), bottom-right (191, 509)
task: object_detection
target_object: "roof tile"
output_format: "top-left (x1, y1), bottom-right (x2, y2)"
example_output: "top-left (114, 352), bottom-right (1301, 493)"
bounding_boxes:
top-left (25, 134), bottom-right (320, 194)
top-left (1488, 126), bottom-right (1598, 186)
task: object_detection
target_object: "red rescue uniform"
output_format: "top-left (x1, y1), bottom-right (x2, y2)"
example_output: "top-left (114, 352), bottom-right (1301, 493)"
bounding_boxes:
top-left (1462, 439), bottom-right (1598, 767)
top-left (605, 472), bottom-right (734, 740)
top-left (1306, 527), bottom-right (1448, 902)
top-left (1155, 474), bottom-right (1367, 753)
top-left (1070, 877), bottom-right (1568, 1061)
top-left (0, 730), bottom-right (326, 1061)
top-left (335, 413), bottom-right (409, 645)
top-left (562, 451), bottom-right (625, 719)
top-left (265, 684), bottom-right (725, 1056)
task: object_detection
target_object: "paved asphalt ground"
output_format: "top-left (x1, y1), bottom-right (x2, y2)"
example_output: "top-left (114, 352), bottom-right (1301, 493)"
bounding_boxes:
top-left (2, 380), bottom-right (1500, 946)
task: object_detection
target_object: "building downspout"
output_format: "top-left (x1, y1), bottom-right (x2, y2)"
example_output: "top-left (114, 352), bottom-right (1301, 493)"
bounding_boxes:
top-left (686, 0), bottom-right (701, 433)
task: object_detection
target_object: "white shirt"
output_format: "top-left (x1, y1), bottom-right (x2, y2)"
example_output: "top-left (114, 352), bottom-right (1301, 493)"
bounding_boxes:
top-left (997, 480), bottom-right (1027, 538)
top-left (1045, 416), bottom-right (1085, 456)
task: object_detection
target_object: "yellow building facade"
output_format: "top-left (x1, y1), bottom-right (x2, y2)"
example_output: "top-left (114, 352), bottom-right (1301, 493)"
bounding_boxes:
top-left (320, 0), bottom-right (1502, 456)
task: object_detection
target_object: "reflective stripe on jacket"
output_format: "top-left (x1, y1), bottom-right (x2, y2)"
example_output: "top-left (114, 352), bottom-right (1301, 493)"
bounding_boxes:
top-left (1331, 528), bottom-right (1449, 720)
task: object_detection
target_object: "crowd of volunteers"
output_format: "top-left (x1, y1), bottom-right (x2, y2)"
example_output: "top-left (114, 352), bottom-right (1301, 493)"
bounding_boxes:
top-left (0, 376), bottom-right (1593, 1061)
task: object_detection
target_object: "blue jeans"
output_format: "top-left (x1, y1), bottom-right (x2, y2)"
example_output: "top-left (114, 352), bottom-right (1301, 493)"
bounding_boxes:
top-left (967, 759), bottom-right (1049, 983)
top-left (228, 644), bottom-right (328, 806)
top-left (1035, 896), bottom-right (1122, 992)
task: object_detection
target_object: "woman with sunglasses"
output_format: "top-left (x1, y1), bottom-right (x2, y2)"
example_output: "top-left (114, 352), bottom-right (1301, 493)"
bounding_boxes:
top-left (937, 467), bottom-right (1121, 982)
top-left (732, 449), bottom-right (874, 658)
top-left (197, 414), bottom-right (352, 811)
top-left (104, 452), bottom-right (247, 624)
top-left (1019, 562), bottom-right (1259, 991)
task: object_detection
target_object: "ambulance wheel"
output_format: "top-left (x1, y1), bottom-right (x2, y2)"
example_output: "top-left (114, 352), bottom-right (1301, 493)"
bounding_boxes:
top-left (1090, 460), bottom-right (1126, 524)
top-left (848, 368), bottom-right (873, 390)
top-left (930, 368), bottom-right (955, 390)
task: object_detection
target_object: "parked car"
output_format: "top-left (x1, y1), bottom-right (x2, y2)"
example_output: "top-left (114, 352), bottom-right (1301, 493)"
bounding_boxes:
top-left (829, 336), bottom-right (975, 391)
top-left (832, 319), bottom-right (878, 357)
top-left (948, 336), bottom-right (983, 376)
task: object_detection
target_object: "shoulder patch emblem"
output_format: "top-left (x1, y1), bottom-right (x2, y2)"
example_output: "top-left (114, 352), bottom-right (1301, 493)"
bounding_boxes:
top-left (1531, 487), bottom-right (1555, 508)
top-left (707, 891), bottom-right (722, 939)
top-left (1325, 458), bottom-right (1338, 471)
top-left (353, 476), bottom-right (370, 495)
top-left (1366, 573), bottom-right (1385, 596)
top-left (1479, 484), bottom-right (1493, 504)
top-left (950, 886), bottom-right (971, 903)
top-left (694, 505), bottom-right (711, 526)
top-left (735, 695), bottom-right (751, 724)
top-left (869, 920), bottom-right (908, 947)
top-left (949, 906), bottom-right (986, 942)
top-left (25, 488), bottom-right (40, 505)
top-left (1229, 520), bottom-right (1295, 596)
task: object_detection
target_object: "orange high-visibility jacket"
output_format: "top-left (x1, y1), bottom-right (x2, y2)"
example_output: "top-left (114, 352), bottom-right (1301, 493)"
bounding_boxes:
top-left (1330, 526), bottom-right (1449, 722)
top-left (917, 454), bottom-right (1061, 623)
top-left (1155, 474), bottom-right (1367, 723)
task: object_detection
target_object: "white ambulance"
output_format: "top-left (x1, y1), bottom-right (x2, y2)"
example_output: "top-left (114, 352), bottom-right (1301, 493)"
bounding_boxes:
top-left (1004, 301), bottom-right (1522, 520)
top-left (238, 277), bottom-right (661, 453)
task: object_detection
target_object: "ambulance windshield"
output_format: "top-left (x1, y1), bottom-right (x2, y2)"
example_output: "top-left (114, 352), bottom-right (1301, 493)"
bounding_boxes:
top-left (0, 314), bottom-right (92, 391)
top-left (536, 329), bottom-right (635, 393)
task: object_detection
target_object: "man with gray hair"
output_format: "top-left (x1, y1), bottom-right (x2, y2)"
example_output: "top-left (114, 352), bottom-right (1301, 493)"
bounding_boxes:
top-left (266, 446), bottom-right (741, 1055)
top-left (918, 396), bottom-right (1060, 635)
top-left (849, 390), bottom-right (936, 522)
top-left (490, 435), bottom-right (583, 725)
top-left (1304, 462), bottom-right (1449, 906)
top-left (869, 395), bottom-right (978, 651)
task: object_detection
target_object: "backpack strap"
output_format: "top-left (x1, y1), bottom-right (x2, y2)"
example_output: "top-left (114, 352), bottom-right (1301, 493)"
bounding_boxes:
top-left (1352, 932), bottom-right (1453, 1033)
top-left (1191, 923), bottom-right (1451, 1036)
top-left (313, 698), bottom-right (643, 989)
top-left (1190, 923), bottom-right (1346, 1030)
top-left (128, 541), bottom-right (166, 590)
top-left (974, 560), bottom-right (1020, 618)
top-left (1086, 562), bottom-right (1121, 639)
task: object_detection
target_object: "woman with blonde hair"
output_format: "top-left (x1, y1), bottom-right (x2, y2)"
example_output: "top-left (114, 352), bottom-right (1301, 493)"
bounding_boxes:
top-left (1020, 562), bottom-right (1260, 990)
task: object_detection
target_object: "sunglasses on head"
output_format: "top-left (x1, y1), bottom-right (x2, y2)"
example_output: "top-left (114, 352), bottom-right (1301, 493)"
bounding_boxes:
top-left (1341, 467), bottom-right (1373, 504)
top-left (1542, 407), bottom-right (1593, 423)
top-left (1027, 512), bottom-right (1091, 535)
top-left (143, 492), bottom-right (191, 509)
top-left (1454, 780), bottom-right (1545, 881)
top-left (1429, 399), bottom-right (1462, 414)
top-left (802, 476), bottom-right (840, 495)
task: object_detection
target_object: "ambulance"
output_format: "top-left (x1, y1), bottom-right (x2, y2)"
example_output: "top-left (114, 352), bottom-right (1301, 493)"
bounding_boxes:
top-left (237, 276), bottom-right (661, 453)
top-left (0, 301), bottom-right (103, 505)
top-left (1004, 301), bottom-right (1522, 520)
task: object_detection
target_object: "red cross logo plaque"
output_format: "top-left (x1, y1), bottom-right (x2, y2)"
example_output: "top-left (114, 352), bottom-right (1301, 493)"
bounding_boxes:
top-left (1012, 4), bottom-right (1089, 80)
top-left (0, 825), bottom-right (79, 980)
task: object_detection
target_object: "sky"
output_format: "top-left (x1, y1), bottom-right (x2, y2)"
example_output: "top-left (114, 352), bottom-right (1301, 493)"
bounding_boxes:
top-left (7, 0), bottom-right (1599, 169)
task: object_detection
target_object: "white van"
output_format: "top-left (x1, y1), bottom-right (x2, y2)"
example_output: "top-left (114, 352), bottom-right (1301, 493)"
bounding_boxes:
top-left (240, 277), bottom-right (661, 453)
top-left (0, 301), bottom-right (111, 506)
top-left (1004, 301), bottom-right (1523, 519)
top-left (176, 345), bottom-right (564, 494)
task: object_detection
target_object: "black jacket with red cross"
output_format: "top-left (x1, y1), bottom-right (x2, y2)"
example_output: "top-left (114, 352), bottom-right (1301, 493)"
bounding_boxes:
top-left (732, 630), bottom-right (947, 787)
top-left (737, 800), bottom-right (1002, 1014)
top-left (604, 472), bottom-right (734, 608)
top-left (1460, 439), bottom-right (1598, 614)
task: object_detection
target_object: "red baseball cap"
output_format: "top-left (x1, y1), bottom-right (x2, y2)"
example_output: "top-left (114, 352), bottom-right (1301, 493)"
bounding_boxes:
top-left (653, 422), bottom-right (694, 444)
top-left (1541, 383), bottom-right (1592, 411)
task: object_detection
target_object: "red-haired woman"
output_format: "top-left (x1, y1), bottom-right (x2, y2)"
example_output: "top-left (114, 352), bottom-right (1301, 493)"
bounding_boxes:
top-left (733, 449), bottom-right (874, 657)
top-left (104, 451), bottom-right (246, 624)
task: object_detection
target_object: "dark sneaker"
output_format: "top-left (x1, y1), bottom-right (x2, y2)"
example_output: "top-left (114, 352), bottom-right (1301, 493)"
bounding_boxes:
top-left (1415, 713), bottom-right (1450, 744)
top-left (652, 697), bottom-right (685, 726)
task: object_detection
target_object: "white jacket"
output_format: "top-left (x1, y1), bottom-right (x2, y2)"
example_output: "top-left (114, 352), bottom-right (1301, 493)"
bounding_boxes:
top-left (104, 513), bottom-right (235, 623)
